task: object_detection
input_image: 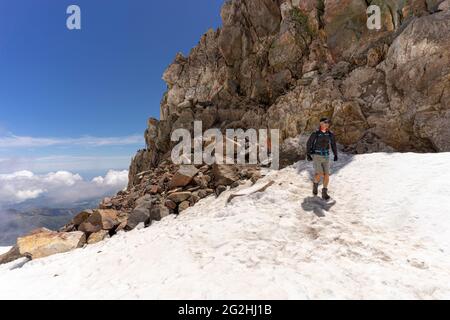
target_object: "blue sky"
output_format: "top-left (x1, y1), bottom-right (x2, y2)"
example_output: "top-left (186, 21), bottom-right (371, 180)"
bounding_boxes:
top-left (0, 0), bottom-right (223, 177)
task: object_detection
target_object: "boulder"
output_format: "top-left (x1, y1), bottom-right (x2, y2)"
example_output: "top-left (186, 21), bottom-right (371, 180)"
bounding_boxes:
top-left (0, 246), bottom-right (22, 265)
top-left (150, 204), bottom-right (170, 221)
top-left (212, 164), bottom-right (240, 186)
top-left (78, 221), bottom-right (101, 234)
top-left (189, 194), bottom-right (201, 205)
top-left (193, 173), bottom-right (211, 188)
top-left (167, 192), bottom-right (192, 203)
top-left (100, 197), bottom-right (113, 209)
top-left (178, 201), bottom-right (191, 212)
top-left (72, 210), bottom-right (93, 227)
top-left (115, 220), bottom-right (128, 233)
top-left (216, 185), bottom-right (228, 196)
top-left (16, 229), bottom-right (86, 260)
top-left (149, 185), bottom-right (160, 195)
top-left (87, 230), bottom-right (110, 245)
top-left (135, 194), bottom-right (154, 207)
top-left (127, 207), bottom-right (151, 229)
top-left (169, 165), bottom-right (199, 189)
top-left (78, 209), bottom-right (120, 233)
top-left (164, 199), bottom-right (177, 210)
top-left (196, 189), bottom-right (211, 199)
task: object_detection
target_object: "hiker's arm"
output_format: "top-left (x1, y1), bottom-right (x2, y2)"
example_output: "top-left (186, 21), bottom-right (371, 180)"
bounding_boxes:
top-left (306, 133), bottom-right (316, 155)
top-left (330, 133), bottom-right (338, 159)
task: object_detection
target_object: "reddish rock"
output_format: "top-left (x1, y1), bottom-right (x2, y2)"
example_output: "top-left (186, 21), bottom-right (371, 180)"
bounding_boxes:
top-left (169, 165), bottom-right (199, 189)
top-left (164, 199), bottom-right (177, 210)
top-left (167, 192), bottom-right (192, 203)
top-left (72, 210), bottom-right (93, 227)
top-left (79, 209), bottom-right (120, 233)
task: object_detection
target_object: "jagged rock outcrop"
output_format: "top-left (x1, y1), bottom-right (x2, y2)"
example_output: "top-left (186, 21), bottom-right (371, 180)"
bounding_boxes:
top-left (381, 9), bottom-right (450, 151)
top-left (128, 0), bottom-right (450, 187)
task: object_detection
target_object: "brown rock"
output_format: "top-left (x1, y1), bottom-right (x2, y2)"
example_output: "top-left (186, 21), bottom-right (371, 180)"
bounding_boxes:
top-left (0, 246), bottom-right (23, 265)
top-left (169, 165), bottom-right (199, 189)
top-left (149, 185), bottom-right (160, 195)
top-left (164, 199), bottom-right (177, 210)
top-left (59, 223), bottom-right (76, 233)
top-left (126, 196), bottom-right (155, 230)
top-left (193, 173), bottom-right (211, 188)
top-left (189, 194), bottom-right (201, 205)
top-left (196, 190), bottom-right (210, 199)
top-left (78, 222), bottom-right (101, 234)
top-left (17, 230), bottom-right (86, 260)
top-left (89, 209), bottom-right (120, 230)
top-left (100, 197), bottom-right (113, 209)
top-left (72, 210), bottom-right (93, 227)
top-left (332, 101), bottom-right (368, 145)
top-left (367, 47), bottom-right (383, 67)
top-left (212, 164), bottom-right (240, 186)
top-left (79, 209), bottom-right (120, 233)
top-left (115, 220), bottom-right (128, 233)
top-left (150, 205), bottom-right (170, 221)
top-left (251, 172), bottom-right (263, 184)
top-left (216, 185), bottom-right (227, 196)
top-left (167, 192), bottom-right (192, 203)
top-left (178, 201), bottom-right (191, 212)
top-left (87, 230), bottom-right (110, 245)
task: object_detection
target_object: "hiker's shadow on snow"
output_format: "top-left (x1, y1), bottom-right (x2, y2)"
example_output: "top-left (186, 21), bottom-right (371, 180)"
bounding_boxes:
top-left (301, 197), bottom-right (337, 218)
top-left (296, 152), bottom-right (353, 217)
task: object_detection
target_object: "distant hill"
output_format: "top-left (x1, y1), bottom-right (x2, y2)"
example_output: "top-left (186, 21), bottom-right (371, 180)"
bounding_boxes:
top-left (0, 206), bottom-right (93, 246)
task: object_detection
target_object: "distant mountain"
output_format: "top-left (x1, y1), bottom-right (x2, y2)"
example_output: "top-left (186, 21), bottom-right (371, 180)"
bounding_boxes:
top-left (0, 206), bottom-right (93, 246)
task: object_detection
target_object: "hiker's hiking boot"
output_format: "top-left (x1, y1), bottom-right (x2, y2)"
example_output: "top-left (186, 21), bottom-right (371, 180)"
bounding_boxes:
top-left (313, 183), bottom-right (319, 196)
top-left (322, 188), bottom-right (331, 201)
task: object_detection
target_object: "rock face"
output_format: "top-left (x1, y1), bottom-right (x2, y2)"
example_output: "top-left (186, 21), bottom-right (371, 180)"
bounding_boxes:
top-left (381, 10), bottom-right (450, 151)
top-left (127, 0), bottom-right (450, 187)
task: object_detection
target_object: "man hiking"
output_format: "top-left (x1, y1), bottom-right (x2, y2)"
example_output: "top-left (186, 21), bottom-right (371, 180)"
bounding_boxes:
top-left (306, 118), bottom-right (338, 200)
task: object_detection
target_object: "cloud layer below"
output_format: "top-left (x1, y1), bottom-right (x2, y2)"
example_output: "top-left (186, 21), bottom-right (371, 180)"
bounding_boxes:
top-left (0, 170), bottom-right (128, 207)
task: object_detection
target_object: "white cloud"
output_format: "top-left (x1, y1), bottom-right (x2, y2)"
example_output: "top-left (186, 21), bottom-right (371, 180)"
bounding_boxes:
top-left (0, 170), bottom-right (35, 180)
top-left (92, 170), bottom-right (128, 186)
top-left (0, 134), bottom-right (143, 148)
top-left (15, 189), bottom-right (45, 202)
top-left (43, 171), bottom-right (83, 186)
top-left (0, 170), bottom-right (128, 206)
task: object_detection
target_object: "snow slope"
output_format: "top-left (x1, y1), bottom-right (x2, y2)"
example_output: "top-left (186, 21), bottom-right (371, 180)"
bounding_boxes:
top-left (0, 153), bottom-right (449, 300)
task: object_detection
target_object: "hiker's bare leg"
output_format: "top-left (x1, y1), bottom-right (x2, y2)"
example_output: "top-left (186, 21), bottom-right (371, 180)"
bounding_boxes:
top-left (323, 174), bottom-right (330, 188)
top-left (314, 174), bottom-right (322, 184)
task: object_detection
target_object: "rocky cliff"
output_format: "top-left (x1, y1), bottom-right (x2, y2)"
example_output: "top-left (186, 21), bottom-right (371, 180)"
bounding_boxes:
top-left (129, 0), bottom-right (450, 187)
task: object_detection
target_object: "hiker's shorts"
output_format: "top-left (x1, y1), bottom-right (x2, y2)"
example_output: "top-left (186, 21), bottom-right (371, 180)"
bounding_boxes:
top-left (313, 155), bottom-right (330, 175)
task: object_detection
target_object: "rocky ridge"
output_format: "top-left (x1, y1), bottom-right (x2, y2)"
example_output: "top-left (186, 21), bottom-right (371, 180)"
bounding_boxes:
top-left (130, 0), bottom-right (450, 185)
